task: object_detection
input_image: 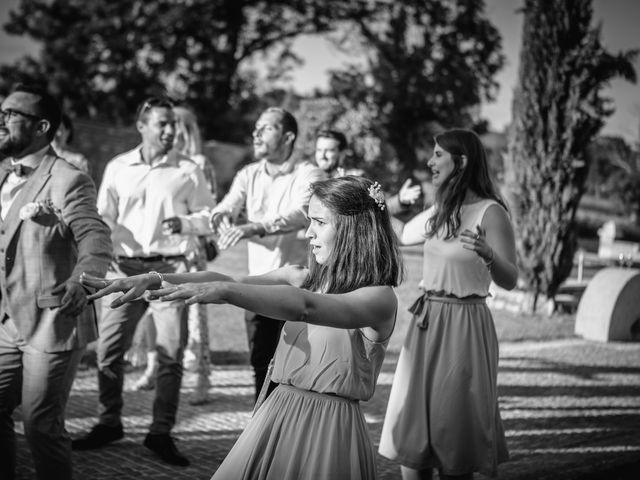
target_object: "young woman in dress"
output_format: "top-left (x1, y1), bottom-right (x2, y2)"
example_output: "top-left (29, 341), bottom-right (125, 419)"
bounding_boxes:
top-left (379, 129), bottom-right (518, 480)
top-left (82, 175), bottom-right (403, 479)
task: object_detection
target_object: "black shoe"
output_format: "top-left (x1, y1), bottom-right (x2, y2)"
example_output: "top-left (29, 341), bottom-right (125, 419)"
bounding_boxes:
top-left (143, 433), bottom-right (190, 467)
top-left (72, 423), bottom-right (124, 450)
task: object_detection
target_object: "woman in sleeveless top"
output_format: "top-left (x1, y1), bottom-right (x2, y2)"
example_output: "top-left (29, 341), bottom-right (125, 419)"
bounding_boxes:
top-left (82, 176), bottom-right (404, 480)
top-left (379, 129), bottom-right (518, 479)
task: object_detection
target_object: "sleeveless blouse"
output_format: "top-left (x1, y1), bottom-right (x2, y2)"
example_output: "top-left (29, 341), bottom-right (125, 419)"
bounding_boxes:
top-left (422, 199), bottom-right (498, 297)
top-left (270, 321), bottom-right (388, 401)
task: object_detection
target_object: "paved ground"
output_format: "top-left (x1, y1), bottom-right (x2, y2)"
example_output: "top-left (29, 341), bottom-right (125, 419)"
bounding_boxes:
top-left (14, 338), bottom-right (640, 479)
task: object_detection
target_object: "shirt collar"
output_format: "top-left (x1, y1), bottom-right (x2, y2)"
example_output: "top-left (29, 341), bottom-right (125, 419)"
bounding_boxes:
top-left (10, 145), bottom-right (49, 170)
top-left (258, 156), bottom-right (296, 177)
top-left (127, 145), bottom-right (179, 167)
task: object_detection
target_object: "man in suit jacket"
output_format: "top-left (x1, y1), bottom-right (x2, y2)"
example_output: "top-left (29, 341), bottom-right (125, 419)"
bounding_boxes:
top-left (0, 85), bottom-right (112, 480)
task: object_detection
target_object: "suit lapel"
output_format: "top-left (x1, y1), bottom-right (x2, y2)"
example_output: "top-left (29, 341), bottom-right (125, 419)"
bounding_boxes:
top-left (2, 149), bottom-right (56, 243)
top-left (0, 160), bottom-right (11, 192)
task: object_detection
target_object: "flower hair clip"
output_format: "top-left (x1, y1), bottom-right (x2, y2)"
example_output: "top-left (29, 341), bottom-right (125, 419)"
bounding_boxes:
top-left (368, 182), bottom-right (386, 210)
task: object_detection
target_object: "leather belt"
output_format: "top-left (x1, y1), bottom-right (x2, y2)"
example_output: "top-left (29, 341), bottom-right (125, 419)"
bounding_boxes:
top-left (116, 254), bottom-right (185, 263)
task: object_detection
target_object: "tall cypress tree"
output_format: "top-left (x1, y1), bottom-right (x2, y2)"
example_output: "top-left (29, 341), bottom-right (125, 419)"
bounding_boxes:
top-left (505, 0), bottom-right (637, 311)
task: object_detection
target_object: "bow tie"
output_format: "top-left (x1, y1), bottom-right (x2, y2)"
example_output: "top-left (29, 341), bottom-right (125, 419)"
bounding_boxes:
top-left (8, 163), bottom-right (32, 177)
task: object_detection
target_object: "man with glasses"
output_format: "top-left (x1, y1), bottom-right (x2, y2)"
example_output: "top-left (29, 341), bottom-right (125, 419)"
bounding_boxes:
top-left (0, 85), bottom-right (112, 480)
top-left (209, 107), bottom-right (325, 401)
top-left (72, 96), bottom-right (215, 467)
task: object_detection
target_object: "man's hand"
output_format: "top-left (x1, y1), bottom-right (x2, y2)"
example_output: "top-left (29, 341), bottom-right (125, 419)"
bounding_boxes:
top-left (52, 280), bottom-right (88, 316)
top-left (81, 272), bottom-right (162, 308)
top-left (398, 179), bottom-right (421, 206)
top-left (209, 212), bottom-right (233, 235)
top-left (161, 217), bottom-right (183, 235)
top-left (217, 223), bottom-right (265, 250)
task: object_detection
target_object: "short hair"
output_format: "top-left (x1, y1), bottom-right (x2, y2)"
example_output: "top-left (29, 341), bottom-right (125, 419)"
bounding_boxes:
top-left (136, 96), bottom-right (175, 122)
top-left (60, 113), bottom-right (74, 144)
top-left (12, 84), bottom-right (61, 141)
top-left (262, 107), bottom-right (298, 146)
top-left (316, 129), bottom-right (347, 151)
top-left (302, 175), bottom-right (404, 293)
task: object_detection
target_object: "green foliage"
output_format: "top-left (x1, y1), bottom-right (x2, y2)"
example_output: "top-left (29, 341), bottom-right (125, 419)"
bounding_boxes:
top-left (2, 0), bottom-right (506, 189)
top-left (585, 135), bottom-right (640, 220)
top-left (325, 0), bottom-right (505, 184)
top-left (505, 0), bottom-right (638, 309)
top-left (292, 96), bottom-right (400, 188)
top-left (0, 0), bottom-right (336, 141)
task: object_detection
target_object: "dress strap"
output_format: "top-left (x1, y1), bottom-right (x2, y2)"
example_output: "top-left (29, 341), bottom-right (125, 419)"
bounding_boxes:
top-left (474, 199), bottom-right (500, 227)
top-left (252, 358), bottom-right (274, 416)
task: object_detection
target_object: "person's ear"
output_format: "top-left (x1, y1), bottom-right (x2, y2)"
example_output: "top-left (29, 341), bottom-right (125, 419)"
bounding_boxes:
top-left (136, 119), bottom-right (145, 134)
top-left (36, 119), bottom-right (50, 137)
top-left (284, 131), bottom-right (295, 146)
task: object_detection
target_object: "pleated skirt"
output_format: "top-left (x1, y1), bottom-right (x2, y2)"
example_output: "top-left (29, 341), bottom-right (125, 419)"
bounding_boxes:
top-left (378, 295), bottom-right (509, 477)
top-left (211, 384), bottom-right (376, 480)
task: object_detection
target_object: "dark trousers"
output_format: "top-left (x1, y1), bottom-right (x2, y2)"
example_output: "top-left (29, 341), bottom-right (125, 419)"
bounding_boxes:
top-left (0, 317), bottom-right (82, 480)
top-left (96, 257), bottom-right (188, 434)
top-left (244, 311), bottom-right (284, 401)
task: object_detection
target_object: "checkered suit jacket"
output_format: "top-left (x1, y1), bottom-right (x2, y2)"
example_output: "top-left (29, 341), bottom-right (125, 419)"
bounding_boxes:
top-left (0, 148), bottom-right (112, 352)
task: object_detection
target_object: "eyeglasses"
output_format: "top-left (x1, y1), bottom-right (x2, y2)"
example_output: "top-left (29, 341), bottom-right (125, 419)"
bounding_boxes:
top-left (0, 108), bottom-right (41, 124)
top-left (136, 96), bottom-right (175, 120)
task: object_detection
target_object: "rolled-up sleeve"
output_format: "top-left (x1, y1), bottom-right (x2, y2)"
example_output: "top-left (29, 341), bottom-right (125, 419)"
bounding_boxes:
top-left (209, 166), bottom-right (248, 221)
top-left (262, 166), bottom-right (325, 235)
top-left (179, 166), bottom-right (217, 235)
top-left (96, 161), bottom-right (119, 232)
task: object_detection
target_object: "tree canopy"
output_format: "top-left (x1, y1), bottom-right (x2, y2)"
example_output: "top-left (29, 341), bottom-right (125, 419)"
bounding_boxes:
top-left (1, 0), bottom-right (337, 141)
top-left (2, 0), bottom-right (505, 186)
top-left (325, 0), bottom-right (504, 180)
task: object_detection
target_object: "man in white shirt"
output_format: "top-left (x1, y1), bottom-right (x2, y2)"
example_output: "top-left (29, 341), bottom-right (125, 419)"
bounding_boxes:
top-left (210, 107), bottom-right (325, 400)
top-left (72, 97), bottom-right (215, 467)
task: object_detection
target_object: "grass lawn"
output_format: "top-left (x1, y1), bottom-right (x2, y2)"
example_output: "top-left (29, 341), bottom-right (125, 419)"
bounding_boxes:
top-left (207, 241), bottom-right (577, 358)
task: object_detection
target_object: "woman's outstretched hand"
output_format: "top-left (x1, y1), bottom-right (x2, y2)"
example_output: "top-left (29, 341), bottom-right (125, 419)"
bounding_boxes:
top-left (148, 282), bottom-right (227, 305)
top-left (81, 272), bottom-right (158, 308)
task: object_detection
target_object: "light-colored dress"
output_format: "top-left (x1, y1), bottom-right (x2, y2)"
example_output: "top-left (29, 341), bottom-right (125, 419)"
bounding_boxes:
top-left (211, 321), bottom-right (389, 480)
top-left (379, 199), bottom-right (509, 477)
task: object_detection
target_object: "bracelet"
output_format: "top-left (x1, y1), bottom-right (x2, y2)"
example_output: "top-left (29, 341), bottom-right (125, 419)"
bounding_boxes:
top-left (482, 248), bottom-right (495, 269)
top-left (148, 270), bottom-right (164, 287)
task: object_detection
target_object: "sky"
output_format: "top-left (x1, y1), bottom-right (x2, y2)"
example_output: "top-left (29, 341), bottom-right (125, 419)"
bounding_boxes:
top-left (1, 0), bottom-right (639, 142)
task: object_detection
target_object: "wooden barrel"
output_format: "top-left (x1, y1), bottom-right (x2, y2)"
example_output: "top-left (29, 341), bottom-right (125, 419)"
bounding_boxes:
top-left (575, 268), bottom-right (640, 342)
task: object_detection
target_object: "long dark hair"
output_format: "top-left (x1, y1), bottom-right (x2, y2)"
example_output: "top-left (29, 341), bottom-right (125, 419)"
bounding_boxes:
top-left (427, 129), bottom-right (507, 239)
top-left (302, 176), bottom-right (404, 293)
